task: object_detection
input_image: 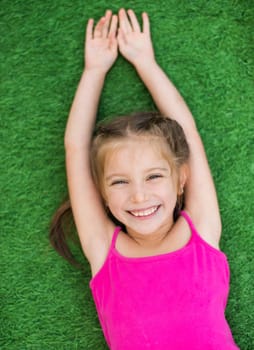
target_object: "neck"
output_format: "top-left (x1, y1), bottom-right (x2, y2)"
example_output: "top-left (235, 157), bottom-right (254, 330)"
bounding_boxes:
top-left (126, 220), bottom-right (174, 249)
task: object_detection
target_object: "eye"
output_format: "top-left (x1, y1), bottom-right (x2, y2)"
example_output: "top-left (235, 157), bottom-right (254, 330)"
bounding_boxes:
top-left (146, 174), bottom-right (163, 181)
top-left (110, 179), bottom-right (128, 186)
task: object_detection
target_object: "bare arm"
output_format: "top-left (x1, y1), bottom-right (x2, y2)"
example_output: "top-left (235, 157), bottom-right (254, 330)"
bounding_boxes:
top-left (65, 11), bottom-right (118, 274)
top-left (118, 9), bottom-right (221, 246)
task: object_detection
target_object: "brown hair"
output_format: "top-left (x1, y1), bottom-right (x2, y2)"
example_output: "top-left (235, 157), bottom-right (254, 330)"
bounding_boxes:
top-left (49, 112), bottom-right (190, 266)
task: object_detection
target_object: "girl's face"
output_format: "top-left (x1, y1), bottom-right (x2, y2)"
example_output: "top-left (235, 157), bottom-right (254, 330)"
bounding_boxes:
top-left (103, 138), bottom-right (182, 238)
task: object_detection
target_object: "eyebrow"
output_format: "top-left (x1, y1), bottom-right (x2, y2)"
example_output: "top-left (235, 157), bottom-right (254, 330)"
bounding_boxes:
top-left (105, 167), bottom-right (169, 181)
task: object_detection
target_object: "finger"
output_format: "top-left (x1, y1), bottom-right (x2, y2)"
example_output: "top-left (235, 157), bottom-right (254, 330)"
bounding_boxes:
top-left (142, 12), bottom-right (150, 34)
top-left (109, 14), bottom-right (118, 38)
top-left (117, 27), bottom-right (127, 46)
top-left (94, 16), bottom-right (105, 38)
top-left (102, 10), bottom-right (112, 38)
top-left (119, 8), bottom-right (132, 33)
top-left (109, 34), bottom-right (118, 53)
top-left (127, 9), bottom-right (140, 32)
top-left (86, 18), bottom-right (94, 41)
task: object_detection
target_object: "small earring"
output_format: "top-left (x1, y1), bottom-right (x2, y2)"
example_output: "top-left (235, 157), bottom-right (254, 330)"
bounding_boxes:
top-left (179, 186), bottom-right (184, 195)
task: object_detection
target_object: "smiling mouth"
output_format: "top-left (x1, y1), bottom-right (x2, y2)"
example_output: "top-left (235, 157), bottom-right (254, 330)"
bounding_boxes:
top-left (128, 205), bottom-right (160, 218)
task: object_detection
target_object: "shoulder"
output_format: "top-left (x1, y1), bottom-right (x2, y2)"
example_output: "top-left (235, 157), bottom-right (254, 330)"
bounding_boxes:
top-left (181, 209), bottom-right (221, 250)
top-left (89, 222), bottom-right (118, 277)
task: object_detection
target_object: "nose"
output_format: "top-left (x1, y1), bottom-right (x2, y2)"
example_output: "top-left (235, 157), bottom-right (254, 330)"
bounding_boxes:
top-left (130, 183), bottom-right (149, 203)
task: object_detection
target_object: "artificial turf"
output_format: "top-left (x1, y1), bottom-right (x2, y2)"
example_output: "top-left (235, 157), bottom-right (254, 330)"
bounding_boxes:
top-left (1, 0), bottom-right (253, 349)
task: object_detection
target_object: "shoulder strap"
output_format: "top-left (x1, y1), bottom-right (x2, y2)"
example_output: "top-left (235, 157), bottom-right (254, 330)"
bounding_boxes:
top-left (180, 210), bottom-right (197, 234)
top-left (180, 211), bottom-right (227, 257)
top-left (110, 226), bottom-right (122, 249)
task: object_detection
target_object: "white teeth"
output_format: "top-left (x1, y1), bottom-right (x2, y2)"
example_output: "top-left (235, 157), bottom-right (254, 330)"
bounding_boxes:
top-left (130, 206), bottom-right (158, 217)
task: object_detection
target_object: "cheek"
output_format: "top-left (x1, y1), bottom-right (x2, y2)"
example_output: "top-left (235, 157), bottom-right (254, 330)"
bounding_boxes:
top-left (160, 183), bottom-right (178, 207)
top-left (105, 189), bottom-right (124, 211)
top-left (157, 177), bottom-right (177, 194)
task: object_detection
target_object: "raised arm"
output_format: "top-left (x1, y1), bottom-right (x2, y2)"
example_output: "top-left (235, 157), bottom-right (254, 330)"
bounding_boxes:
top-left (65, 11), bottom-right (118, 274)
top-left (118, 9), bottom-right (221, 247)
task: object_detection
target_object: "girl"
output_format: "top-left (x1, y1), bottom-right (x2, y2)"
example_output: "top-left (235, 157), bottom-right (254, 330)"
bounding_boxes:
top-left (50, 9), bottom-right (239, 349)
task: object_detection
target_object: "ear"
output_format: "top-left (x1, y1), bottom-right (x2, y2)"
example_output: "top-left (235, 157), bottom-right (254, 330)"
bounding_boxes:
top-left (177, 164), bottom-right (188, 195)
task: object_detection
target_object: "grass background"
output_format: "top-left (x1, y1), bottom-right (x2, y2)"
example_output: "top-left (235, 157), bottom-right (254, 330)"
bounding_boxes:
top-left (1, 0), bottom-right (253, 349)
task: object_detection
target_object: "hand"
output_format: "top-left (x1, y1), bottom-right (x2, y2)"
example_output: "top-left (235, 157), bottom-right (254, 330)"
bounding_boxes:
top-left (117, 9), bottom-right (155, 68)
top-left (85, 10), bottom-right (118, 73)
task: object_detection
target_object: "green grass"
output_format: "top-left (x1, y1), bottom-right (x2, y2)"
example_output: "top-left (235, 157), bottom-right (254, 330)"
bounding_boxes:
top-left (1, 0), bottom-right (253, 349)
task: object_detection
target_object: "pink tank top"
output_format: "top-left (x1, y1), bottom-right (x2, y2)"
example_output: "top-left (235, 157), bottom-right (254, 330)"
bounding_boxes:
top-left (90, 211), bottom-right (239, 349)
